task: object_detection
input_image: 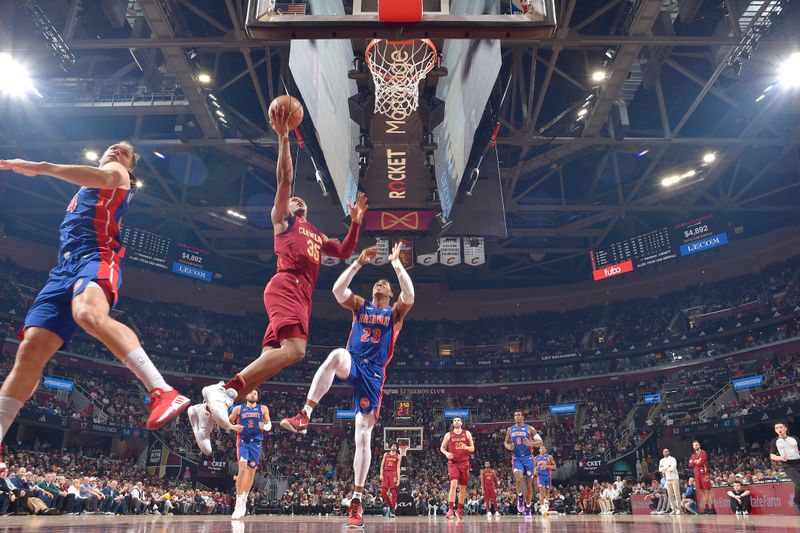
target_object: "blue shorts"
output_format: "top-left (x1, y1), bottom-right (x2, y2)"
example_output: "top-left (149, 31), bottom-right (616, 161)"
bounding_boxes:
top-left (237, 438), bottom-right (262, 468)
top-left (538, 474), bottom-right (552, 488)
top-left (513, 456), bottom-right (535, 478)
top-left (343, 354), bottom-right (385, 416)
top-left (21, 252), bottom-right (123, 347)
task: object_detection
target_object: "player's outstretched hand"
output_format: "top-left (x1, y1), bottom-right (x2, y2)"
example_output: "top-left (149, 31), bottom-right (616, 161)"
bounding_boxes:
top-left (0, 159), bottom-right (42, 177)
top-left (348, 192), bottom-right (369, 224)
top-left (269, 105), bottom-right (291, 137)
top-left (230, 424), bottom-right (244, 433)
top-left (388, 241), bottom-right (403, 263)
top-left (357, 246), bottom-right (378, 266)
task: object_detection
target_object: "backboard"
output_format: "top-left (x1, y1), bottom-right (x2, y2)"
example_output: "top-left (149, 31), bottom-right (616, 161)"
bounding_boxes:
top-left (247, 0), bottom-right (557, 40)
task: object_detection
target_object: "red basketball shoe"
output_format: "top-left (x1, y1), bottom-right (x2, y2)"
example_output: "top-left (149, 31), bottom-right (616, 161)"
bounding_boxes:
top-left (280, 410), bottom-right (309, 435)
top-left (146, 388), bottom-right (190, 430)
top-left (347, 497), bottom-right (364, 528)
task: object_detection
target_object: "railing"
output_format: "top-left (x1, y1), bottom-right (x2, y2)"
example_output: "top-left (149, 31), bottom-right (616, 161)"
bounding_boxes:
top-left (699, 383), bottom-right (733, 421)
top-left (71, 382), bottom-right (108, 423)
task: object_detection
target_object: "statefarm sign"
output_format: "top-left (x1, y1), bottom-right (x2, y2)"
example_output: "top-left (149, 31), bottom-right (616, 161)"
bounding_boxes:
top-left (592, 259), bottom-right (634, 281)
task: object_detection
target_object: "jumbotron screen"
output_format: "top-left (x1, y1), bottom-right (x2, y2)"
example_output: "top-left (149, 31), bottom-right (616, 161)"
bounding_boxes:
top-left (121, 226), bottom-right (215, 283)
top-left (590, 215), bottom-right (729, 281)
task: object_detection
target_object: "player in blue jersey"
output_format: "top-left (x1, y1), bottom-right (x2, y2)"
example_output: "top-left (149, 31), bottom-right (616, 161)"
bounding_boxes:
top-left (504, 410), bottom-right (543, 517)
top-left (281, 242), bottom-right (414, 528)
top-left (228, 389), bottom-right (271, 519)
top-left (534, 444), bottom-right (556, 512)
top-left (0, 144), bottom-right (189, 443)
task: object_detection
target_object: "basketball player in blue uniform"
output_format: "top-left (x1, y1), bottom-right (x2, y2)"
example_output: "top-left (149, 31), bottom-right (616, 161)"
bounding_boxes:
top-left (229, 389), bottom-right (271, 519)
top-left (281, 241), bottom-right (414, 528)
top-left (534, 445), bottom-right (556, 511)
top-left (504, 410), bottom-right (543, 517)
top-left (0, 144), bottom-right (189, 444)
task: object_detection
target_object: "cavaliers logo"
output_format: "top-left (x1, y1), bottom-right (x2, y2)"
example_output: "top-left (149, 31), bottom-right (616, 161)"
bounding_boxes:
top-left (359, 397), bottom-right (371, 409)
top-left (381, 211), bottom-right (419, 231)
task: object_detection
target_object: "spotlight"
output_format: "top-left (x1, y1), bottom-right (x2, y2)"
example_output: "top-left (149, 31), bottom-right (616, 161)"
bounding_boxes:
top-left (661, 175), bottom-right (679, 187)
top-left (636, 149), bottom-right (650, 158)
top-left (577, 108), bottom-right (588, 117)
top-left (215, 110), bottom-right (225, 118)
top-left (85, 150), bottom-right (99, 162)
top-left (208, 93), bottom-right (218, 101)
top-left (702, 152), bottom-right (716, 163)
top-left (136, 180), bottom-right (144, 189)
top-left (226, 209), bottom-right (247, 220)
top-left (197, 73), bottom-right (211, 84)
top-left (591, 70), bottom-right (606, 82)
top-left (153, 151), bottom-right (167, 160)
top-left (779, 52), bottom-right (800, 88)
top-left (0, 53), bottom-right (39, 97)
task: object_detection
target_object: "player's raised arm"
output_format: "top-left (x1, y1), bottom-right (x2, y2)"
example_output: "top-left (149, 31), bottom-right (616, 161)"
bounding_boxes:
top-left (332, 246), bottom-right (376, 312)
top-left (0, 143), bottom-right (133, 190)
top-left (270, 105), bottom-right (294, 231)
top-left (321, 192), bottom-right (368, 259)
top-left (388, 242), bottom-right (414, 322)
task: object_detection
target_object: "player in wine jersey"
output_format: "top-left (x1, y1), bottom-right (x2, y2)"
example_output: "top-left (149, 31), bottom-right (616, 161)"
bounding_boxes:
top-left (481, 461), bottom-right (500, 517)
top-left (228, 389), bottom-right (271, 519)
top-left (688, 440), bottom-right (715, 514)
top-left (504, 410), bottom-right (542, 517)
top-left (0, 143), bottom-right (189, 444)
top-left (189, 105), bottom-right (367, 452)
top-left (534, 445), bottom-right (556, 510)
top-left (280, 241), bottom-right (414, 528)
top-left (440, 416), bottom-right (475, 520)
top-left (379, 442), bottom-right (402, 518)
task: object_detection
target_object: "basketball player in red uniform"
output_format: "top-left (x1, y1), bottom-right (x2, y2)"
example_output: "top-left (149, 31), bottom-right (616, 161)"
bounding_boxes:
top-left (380, 442), bottom-right (402, 518)
top-left (189, 105), bottom-right (367, 449)
top-left (440, 416), bottom-right (475, 519)
top-left (0, 144), bottom-right (189, 443)
top-left (688, 440), bottom-right (715, 514)
top-left (481, 461), bottom-right (500, 517)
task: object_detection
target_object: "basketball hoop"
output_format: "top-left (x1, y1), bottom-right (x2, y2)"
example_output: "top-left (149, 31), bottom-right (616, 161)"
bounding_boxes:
top-left (398, 444), bottom-right (409, 458)
top-left (365, 38), bottom-right (437, 121)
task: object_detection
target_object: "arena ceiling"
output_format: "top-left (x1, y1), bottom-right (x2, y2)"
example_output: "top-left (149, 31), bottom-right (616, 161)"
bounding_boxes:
top-left (0, 0), bottom-right (799, 289)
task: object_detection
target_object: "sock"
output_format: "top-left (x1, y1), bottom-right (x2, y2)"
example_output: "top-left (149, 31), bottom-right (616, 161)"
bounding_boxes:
top-left (224, 374), bottom-right (246, 393)
top-left (122, 348), bottom-right (171, 392)
top-left (0, 396), bottom-right (24, 443)
top-left (352, 491), bottom-right (362, 501)
top-left (302, 405), bottom-right (312, 417)
top-left (518, 493), bottom-right (522, 497)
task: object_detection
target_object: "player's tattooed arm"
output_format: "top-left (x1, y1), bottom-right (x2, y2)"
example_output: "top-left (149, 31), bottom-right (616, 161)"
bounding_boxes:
top-left (260, 405), bottom-right (272, 432)
top-left (388, 242), bottom-right (414, 323)
top-left (270, 105), bottom-right (294, 231)
top-left (332, 246), bottom-right (375, 311)
top-left (440, 432), bottom-right (454, 460)
top-left (503, 432), bottom-right (515, 451)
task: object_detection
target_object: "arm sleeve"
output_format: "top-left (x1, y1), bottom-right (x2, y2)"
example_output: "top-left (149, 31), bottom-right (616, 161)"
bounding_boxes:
top-left (332, 262), bottom-right (362, 303)
top-left (391, 258), bottom-right (415, 305)
top-left (770, 439), bottom-right (779, 455)
top-left (322, 221), bottom-right (361, 259)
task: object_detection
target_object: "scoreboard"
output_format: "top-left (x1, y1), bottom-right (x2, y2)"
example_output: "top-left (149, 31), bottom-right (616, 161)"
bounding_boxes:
top-left (590, 215), bottom-right (729, 281)
top-left (121, 226), bottom-right (214, 283)
top-left (394, 400), bottom-right (413, 422)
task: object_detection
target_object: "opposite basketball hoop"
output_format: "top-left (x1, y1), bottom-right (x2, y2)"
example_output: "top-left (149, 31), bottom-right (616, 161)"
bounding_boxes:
top-left (365, 38), bottom-right (437, 121)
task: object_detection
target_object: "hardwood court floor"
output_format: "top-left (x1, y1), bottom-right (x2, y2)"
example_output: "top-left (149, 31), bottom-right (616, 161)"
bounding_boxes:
top-left (1, 513), bottom-right (799, 532)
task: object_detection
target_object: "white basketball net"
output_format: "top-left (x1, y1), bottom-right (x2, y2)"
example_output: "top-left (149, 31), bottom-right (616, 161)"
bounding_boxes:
top-left (366, 39), bottom-right (436, 121)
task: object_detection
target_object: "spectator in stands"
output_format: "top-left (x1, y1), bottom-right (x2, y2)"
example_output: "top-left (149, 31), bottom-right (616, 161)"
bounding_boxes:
top-left (727, 481), bottom-right (751, 515)
top-left (101, 480), bottom-right (127, 515)
top-left (614, 479), bottom-right (631, 514)
top-left (0, 465), bottom-right (19, 514)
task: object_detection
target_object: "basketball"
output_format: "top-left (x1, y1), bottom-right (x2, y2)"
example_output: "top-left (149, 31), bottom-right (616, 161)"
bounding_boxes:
top-left (269, 95), bottom-right (304, 130)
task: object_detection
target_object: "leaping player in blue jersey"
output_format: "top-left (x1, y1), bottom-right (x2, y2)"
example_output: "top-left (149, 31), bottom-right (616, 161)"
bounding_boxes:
top-left (281, 241), bottom-right (414, 528)
top-left (504, 410), bottom-right (543, 518)
top-left (228, 389), bottom-right (271, 519)
top-left (0, 144), bottom-right (189, 445)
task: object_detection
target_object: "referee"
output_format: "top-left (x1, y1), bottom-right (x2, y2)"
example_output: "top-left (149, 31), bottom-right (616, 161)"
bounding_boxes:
top-left (769, 421), bottom-right (800, 514)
